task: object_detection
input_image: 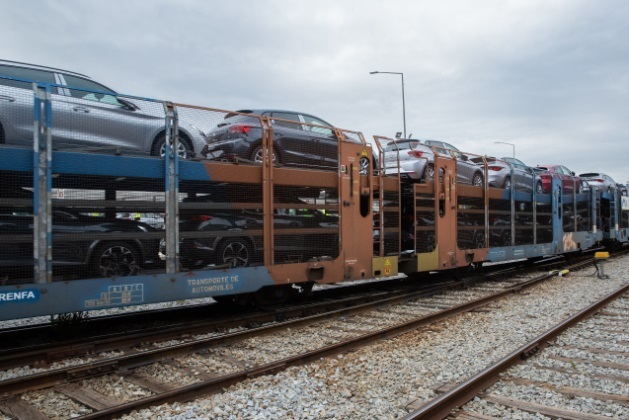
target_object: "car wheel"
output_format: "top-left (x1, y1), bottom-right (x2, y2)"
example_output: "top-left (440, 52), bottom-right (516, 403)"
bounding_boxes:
top-left (503, 177), bottom-right (511, 190)
top-left (424, 164), bottom-right (435, 182)
top-left (503, 231), bottom-right (512, 247)
top-left (92, 242), bottom-right (140, 277)
top-left (216, 238), bottom-right (252, 268)
top-left (152, 132), bottom-right (193, 159)
top-left (251, 145), bottom-right (279, 165)
top-left (472, 172), bottom-right (484, 187)
top-left (473, 231), bottom-right (486, 249)
top-left (359, 156), bottom-right (370, 175)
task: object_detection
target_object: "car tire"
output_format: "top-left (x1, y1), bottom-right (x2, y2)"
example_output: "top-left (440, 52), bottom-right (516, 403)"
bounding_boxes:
top-left (251, 145), bottom-right (279, 165)
top-left (502, 230), bottom-right (512, 247)
top-left (359, 156), bottom-right (370, 175)
top-left (216, 238), bottom-right (252, 268)
top-left (152, 132), bottom-right (193, 159)
top-left (503, 177), bottom-right (511, 190)
top-left (92, 242), bottom-right (141, 277)
top-left (473, 231), bottom-right (486, 248)
top-left (472, 172), bottom-right (484, 187)
top-left (424, 164), bottom-right (435, 182)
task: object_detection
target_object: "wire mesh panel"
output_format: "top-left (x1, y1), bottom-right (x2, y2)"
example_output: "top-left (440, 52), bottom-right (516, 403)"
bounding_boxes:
top-left (175, 183), bottom-right (264, 270)
top-left (458, 196), bottom-right (486, 249)
top-left (577, 193), bottom-right (591, 232)
top-left (0, 172), bottom-right (34, 285)
top-left (0, 75), bottom-right (64, 150)
top-left (413, 187), bottom-right (436, 253)
top-left (536, 200), bottom-right (553, 243)
top-left (60, 85), bottom-right (170, 157)
top-left (380, 189), bottom-right (401, 255)
top-left (273, 186), bottom-right (339, 264)
top-left (202, 109), bottom-right (341, 171)
top-left (562, 192), bottom-right (576, 233)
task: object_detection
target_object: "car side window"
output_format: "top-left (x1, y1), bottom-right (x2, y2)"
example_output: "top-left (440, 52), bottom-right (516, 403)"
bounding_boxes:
top-left (271, 112), bottom-right (302, 130)
top-left (301, 114), bottom-right (333, 136)
top-left (62, 74), bottom-right (124, 106)
top-left (443, 142), bottom-right (459, 151)
top-left (0, 65), bottom-right (58, 92)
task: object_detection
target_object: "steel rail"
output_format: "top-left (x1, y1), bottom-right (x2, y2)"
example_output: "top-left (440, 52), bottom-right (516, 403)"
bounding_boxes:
top-left (403, 283), bottom-right (629, 420)
top-left (74, 261), bottom-right (597, 418)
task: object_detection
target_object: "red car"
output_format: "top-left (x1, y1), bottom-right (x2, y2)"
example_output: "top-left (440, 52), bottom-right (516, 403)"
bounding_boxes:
top-left (535, 165), bottom-right (583, 193)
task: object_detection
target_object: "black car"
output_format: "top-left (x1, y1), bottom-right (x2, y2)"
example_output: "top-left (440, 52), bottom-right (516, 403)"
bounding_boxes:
top-left (202, 109), bottom-right (370, 172)
top-left (1, 210), bottom-right (161, 278)
top-left (0, 189), bottom-right (161, 278)
top-left (161, 191), bottom-right (339, 269)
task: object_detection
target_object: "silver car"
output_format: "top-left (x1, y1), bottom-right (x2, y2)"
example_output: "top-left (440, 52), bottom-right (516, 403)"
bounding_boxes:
top-left (578, 172), bottom-right (616, 193)
top-left (471, 156), bottom-right (543, 193)
top-left (0, 60), bottom-right (208, 158)
top-left (382, 139), bottom-right (485, 186)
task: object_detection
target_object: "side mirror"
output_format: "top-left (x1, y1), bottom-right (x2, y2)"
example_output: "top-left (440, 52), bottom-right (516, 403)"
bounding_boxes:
top-left (460, 154), bottom-right (468, 161)
top-left (571, 171), bottom-right (575, 176)
top-left (117, 97), bottom-right (138, 111)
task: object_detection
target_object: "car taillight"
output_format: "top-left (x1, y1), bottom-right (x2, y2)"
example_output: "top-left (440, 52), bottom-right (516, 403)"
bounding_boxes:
top-left (488, 166), bottom-right (503, 171)
top-left (407, 150), bottom-right (423, 158)
top-left (595, 179), bottom-right (604, 183)
top-left (229, 124), bottom-right (253, 134)
top-left (190, 215), bottom-right (213, 221)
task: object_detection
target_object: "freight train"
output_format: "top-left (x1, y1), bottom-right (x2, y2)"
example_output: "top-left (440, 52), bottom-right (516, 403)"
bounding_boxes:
top-left (0, 77), bottom-right (628, 321)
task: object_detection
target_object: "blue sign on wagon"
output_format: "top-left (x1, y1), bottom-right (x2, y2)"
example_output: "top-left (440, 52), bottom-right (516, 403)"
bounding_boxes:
top-left (0, 289), bottom-right (40, 304)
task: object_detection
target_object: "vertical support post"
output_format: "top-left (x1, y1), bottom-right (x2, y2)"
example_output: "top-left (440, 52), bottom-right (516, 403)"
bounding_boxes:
top-left (163, 102), bottom-right (179, 274)
top-left (509, 166), bottom-right (515, 246)
top-left (261, 116), bottom-right (275, 266)
top-left (573, 180), bottom-right (578, 232)
top-left (33, 82), bottom-right (53, 283)
top-left (532, 173), bottom-right (537, 244)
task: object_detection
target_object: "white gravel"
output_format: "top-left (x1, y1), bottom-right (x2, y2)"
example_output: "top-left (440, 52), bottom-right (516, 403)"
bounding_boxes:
top-left (1, 256), bottom-right (627, 419)
top-left (120, 255), bottom-right (629, 419)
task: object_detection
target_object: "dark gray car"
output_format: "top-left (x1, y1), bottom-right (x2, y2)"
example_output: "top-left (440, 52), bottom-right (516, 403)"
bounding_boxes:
top-left (0, 60), bottom-right (209, 158)
top-left (203, 109), bottom-right (343, 170)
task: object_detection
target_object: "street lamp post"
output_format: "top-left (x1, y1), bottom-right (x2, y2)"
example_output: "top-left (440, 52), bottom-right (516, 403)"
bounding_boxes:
top-left (370, 71), bottom-right (406, 139)
top-left (494, 141), bottom-right (515, 158)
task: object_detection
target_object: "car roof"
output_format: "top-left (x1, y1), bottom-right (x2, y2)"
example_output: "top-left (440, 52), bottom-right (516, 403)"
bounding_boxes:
top-left (0, 59), bottom-right (91, 79)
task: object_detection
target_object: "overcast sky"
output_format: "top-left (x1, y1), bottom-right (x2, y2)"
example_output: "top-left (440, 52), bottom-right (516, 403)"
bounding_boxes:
top-left (3, 0), bottom-right (629, 182)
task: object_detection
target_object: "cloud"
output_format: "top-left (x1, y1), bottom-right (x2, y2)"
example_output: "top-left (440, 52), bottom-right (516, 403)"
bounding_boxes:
top-left (2, 0), bottom-right (629, 181)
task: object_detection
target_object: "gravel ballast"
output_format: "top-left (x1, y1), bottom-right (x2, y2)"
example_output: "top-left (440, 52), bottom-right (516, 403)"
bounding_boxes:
top-left (120, 256), bottom-right (629, 419)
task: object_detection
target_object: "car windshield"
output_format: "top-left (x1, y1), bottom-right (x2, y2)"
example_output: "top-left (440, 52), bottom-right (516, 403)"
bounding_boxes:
top-left (384, 140), bottom-right (419, 152)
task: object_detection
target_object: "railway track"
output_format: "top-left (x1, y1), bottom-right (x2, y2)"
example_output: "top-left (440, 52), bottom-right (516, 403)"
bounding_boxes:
top-left (0, 253), bottom-right (613, 419)
top-left (404, 282), bottom-right (628, 419)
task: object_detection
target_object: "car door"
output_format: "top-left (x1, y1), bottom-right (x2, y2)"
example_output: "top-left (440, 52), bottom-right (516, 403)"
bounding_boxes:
top-left (57, 74), bottom-right (157, 153)
top-left (512, 161), bottom-right (531, 191)
top-left (453, 151), bottom-right (476, 184)
top-left (558, 166), bottom-right (575, 191)
top-left (0, 65), bottom-right (68, 147)
top-left (267, 111), bottom-right (310, 167)
top-left (300, 113), bottom-right (338, 168)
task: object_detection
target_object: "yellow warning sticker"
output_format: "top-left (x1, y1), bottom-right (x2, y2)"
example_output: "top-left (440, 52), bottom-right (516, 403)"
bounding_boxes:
top-left (384, 258), bottom-right (391, 276)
